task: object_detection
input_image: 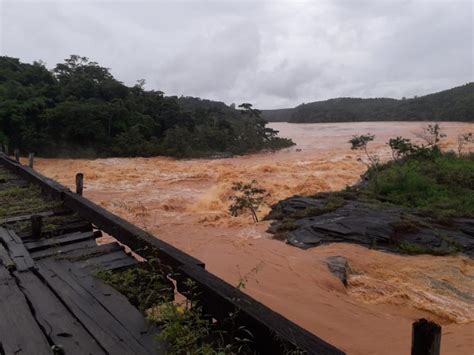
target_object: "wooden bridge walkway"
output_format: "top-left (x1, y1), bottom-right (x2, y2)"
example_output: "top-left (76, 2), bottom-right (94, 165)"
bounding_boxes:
top-left (0, 164), bottom-right (160, 354)
top-left (0, 152), bottom-right (345, 355)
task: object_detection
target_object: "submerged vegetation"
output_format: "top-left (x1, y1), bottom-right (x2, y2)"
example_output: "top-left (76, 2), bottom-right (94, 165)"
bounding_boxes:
top-left (229, 180), bottom-right (268, 223)
top-left (0, 55), bottom-right (294, 158)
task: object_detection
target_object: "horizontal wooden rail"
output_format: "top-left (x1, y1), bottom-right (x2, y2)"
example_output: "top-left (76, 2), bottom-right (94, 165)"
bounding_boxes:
top-left (0, 153), bottom-right (344, 354)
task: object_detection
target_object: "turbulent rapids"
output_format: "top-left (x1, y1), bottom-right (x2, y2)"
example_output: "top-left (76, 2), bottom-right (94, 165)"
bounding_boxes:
top-left (35, 122), bottom-right (473, 355)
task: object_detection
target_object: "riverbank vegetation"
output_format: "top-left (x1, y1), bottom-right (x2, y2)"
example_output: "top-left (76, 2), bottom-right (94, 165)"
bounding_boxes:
top-left (262, 83), bottom-right (474, 123)
top-left (351, 125), bottom-right (474, 222)
top-left (0, 55), bottom-right (294, 158)
top-left (267, 125), bottom-right (474, 256)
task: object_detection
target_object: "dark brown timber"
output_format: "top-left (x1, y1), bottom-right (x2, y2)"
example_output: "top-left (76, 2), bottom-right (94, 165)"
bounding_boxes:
top-left (411, 319), bottom-right (441, 355)
top-left (75, 173), bottom-right (84, 195)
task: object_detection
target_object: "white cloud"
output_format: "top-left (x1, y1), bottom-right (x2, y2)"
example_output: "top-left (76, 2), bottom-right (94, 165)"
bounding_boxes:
top-left (0, 0), bottom-right (472, 108)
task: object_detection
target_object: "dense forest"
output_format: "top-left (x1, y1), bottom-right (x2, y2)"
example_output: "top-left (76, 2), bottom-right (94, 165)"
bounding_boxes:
top-left (0, 55), bottom-right (294, 158)
top-left (262, 83), bottom-right (474, 123)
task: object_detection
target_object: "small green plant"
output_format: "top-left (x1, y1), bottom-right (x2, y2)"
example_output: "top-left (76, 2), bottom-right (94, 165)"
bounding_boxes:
top-left (229, 180), bottom-right (268, 223)
top-left (388, 136), bottom-right (414, 162)
top-left (154, 299), bottom-right (214, 354)
top-left (398, 241), bottom-right (432, 255)
top-left (416, 123), bottom-right (446, 149)
top-left (236, 261), bottom-right (264, 290)
top-left (457, 132), bottom-right (473, 156)
top-left (96, 261), bottom-right (173, 311)
top-left (349, 133), bottom-right (380, 169)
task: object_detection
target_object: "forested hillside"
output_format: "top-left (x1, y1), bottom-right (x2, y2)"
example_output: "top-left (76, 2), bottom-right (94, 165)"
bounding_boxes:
top-left (0, 55), bottom-right (293, 158)
top-left (262, 83), bottom-right (474, 123)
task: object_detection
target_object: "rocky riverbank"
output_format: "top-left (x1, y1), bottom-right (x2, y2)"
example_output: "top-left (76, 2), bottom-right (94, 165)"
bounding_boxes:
top-left (266, 192), bottom-right (474, 258)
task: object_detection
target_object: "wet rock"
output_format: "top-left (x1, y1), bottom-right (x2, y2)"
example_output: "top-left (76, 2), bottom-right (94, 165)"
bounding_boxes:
top-left (326, 256), bottom-right (351, 286)
top-left (267, 196), bottom-right (474, 258)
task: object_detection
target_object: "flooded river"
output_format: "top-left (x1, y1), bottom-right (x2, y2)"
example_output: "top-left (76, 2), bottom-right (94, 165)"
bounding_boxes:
top-left (35, 122), bottom-right (473, 354)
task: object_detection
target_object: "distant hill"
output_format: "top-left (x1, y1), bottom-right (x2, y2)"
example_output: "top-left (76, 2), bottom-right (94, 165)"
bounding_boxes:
top-left (262, 83), bottom-right (474, 123)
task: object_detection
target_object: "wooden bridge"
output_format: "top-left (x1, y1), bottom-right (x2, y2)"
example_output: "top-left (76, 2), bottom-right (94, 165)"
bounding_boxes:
top-left (0, 152), bottom-right (345, 355)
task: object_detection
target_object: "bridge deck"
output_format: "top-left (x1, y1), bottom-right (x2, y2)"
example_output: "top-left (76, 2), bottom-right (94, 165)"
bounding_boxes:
top-left (0, 166), bottom-right (160, 355)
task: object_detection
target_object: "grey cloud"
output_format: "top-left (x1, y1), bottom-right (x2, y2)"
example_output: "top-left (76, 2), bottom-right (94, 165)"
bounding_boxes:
top-left (1, 0), bottom-right (472, 109)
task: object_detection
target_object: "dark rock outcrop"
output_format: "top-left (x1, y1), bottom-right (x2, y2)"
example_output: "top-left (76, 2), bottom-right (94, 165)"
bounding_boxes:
top-left (326, 256), bottom-right (351, 286)
top-left (267, 196), bottom-right (474, 257)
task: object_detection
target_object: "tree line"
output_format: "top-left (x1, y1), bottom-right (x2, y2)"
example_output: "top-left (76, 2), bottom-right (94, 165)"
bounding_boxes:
top-left (262, 83), bottom-right (474, 123)
top-left (0, 55), bottom-right (294, 158)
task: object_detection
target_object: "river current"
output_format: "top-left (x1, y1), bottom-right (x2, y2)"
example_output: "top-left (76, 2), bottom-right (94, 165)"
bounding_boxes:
top-left (35, 122), bottom-right (473, 354)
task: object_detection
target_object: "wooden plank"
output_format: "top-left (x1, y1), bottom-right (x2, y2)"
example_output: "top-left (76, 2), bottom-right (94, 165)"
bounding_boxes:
top-left (54, 242), bottom-right (124, 262)
top-left (30, 240), bottom-right (107, 260)
top-left (177, 263), bottom-right (345, 355)
top-left (14, 270), bottom-right (106, 355)
top-left (0, 227), bottom-right (35, 271)
top-left (0, 209), bottom-right (71, 225)
top-left (76, 250), bottom-right (134, 270)
top-left (0, 243), bottom-right (14, 269)
top-left (37, 258), bottom-right (158, 354)
top-left (19, 220), bottom-right (93, 239)
top-left (31, 239), bottom-right (97, 260)
top-left (66, 261), bottom-right (160, 351)
top-left (82, 256), bottom-right (140, 273)
top-left (0, 266), bottom-right (51, 355)
top-left (25, 231), bottom-right (97, 252)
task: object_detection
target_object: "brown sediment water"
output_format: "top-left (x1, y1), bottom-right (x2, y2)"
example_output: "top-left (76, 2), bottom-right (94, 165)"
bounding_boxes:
top-left (35, 122), bottom-right (473, 354)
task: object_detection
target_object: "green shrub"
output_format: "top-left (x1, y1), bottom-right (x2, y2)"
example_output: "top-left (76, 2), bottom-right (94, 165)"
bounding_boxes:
top-left (367, 153), bottom-right (474, 221)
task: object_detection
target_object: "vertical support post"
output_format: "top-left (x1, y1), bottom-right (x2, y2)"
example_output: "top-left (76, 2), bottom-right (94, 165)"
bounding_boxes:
top-left (28, 153), bottom-right (34, 168)
top-left (14, 149), bottom-right (20, 162)
top-left (75, 173), bottom-right (84, 196)
top-left (4, 144), bottom-right (8, 156)
top-left (31, 215), bottom-right (43, 239)
top-left (412, 319), bottom-right (441, 355)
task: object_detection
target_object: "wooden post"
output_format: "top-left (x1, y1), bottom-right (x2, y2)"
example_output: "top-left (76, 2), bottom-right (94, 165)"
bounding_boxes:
top-left (4, 144), bottom-right (8, 156)
top-left (75, 173), bottom-right (84, 196)
top-left (31, 215), bottom-right (43, 239)
top-left (14, 149), bottom-right (20, 162)
top-left (412, 319), bottom-right (441, 355)
top-left (28, 153), bottom-right (34, 168)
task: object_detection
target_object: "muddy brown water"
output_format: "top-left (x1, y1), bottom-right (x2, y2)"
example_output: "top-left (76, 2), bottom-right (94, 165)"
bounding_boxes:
top-left (35, 122), bottom-right (474, 354)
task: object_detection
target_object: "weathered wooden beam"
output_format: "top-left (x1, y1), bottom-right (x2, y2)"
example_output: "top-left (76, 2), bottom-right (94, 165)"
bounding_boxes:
top-left (14, 148), bottom-right (20, 162)
top-left (75, 173), bottom-right (84, 195)
top-left (412, 319), bottom-right (441, 355)
top-left (28, 152), bottom-right (34, 168)
top-left (0, 266), bottom-right (51, 354)
top-left (14, 270), bottom-right (107, 354)
top-left (31, 215), bottom-right (43, 239)
top-left (0, 228), bottom-right (36, 272)
top-left (37, 258), bottom-right (159, 354)
top-left (25, 231), bottom-right (99, 252)
top-left (0, 209), bottom-right (71, 225)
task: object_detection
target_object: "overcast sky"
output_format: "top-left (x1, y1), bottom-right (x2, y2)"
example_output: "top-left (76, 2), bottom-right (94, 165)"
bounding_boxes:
top-left (0, 0), bottom-right (472, 109)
